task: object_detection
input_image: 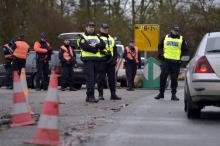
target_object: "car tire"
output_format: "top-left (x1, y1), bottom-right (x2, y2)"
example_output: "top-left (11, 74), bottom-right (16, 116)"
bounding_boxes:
top-left (73, 83), bottom-right (82, 90)
top-left (184, 81), bottom-right (201, 119)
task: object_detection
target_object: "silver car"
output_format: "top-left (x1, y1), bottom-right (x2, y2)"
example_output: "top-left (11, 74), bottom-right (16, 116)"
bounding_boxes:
top-left (184, 32), bottom-right (220, 118)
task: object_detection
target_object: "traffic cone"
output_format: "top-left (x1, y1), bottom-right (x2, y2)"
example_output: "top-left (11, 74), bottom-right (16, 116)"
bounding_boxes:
top-left (24, 69), bottom-right (62, 146)
top-left (20, 68), bottom-right (34, 114)
top-left (11, 71), bottom-right (35, 127)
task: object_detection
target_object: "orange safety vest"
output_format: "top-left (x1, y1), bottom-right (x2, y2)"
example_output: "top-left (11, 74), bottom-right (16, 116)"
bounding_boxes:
top-left (13, 41), bottom-right (29, 59)
top-left (125, 46), bottom-right (139, 63)
top-left (3, 44), bottom-right (13, 59)
top-left (60, 45), bottom-right (73, 61)
top-left (34, 41), bottom-right (50, 53)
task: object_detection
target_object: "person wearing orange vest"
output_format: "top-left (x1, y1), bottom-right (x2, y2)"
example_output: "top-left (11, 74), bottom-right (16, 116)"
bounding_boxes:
top-left (12, 34), bottom-right (30, 75)
top-left (59, 39), bottom-right (77, 91)
top-left (123, 39), bottom-right (141, 91)
top-left (2, 39), bottom-right (16, 89)
top-left (34, 32), bottom-right (52, 91)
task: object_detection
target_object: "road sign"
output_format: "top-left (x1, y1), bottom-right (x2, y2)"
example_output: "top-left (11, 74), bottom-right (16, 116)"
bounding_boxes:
top-left (134, 24), bottom-right (160, 51)
top-left (143, 57), bottom-right (161, 89)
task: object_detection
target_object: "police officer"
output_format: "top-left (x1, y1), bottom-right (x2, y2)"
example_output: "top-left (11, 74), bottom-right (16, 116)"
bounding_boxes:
top-left (123, 40), bottom-right (141, 91)
top-left (97, 23), bottom-right (121, 100)
top-left (2, 40), bottom-right (16, 89)
top-left (59, 39), bottom-right (77, 91)
top-left (34, 32), bottom-right (52, 91)
top-left (154, 26), bottom-right (189, 101)
top-left (12, 34), bottom-right (30, 75)
top-left (78, 21), bottom-right (105, 103)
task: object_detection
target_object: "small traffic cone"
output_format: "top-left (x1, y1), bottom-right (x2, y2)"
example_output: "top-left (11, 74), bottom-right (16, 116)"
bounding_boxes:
top-left (11, 71), bottom-right (35, 127)
top-left (20, 68), bottom-right (34, 114)
top-left (24, 69), bottom-right (62, 146)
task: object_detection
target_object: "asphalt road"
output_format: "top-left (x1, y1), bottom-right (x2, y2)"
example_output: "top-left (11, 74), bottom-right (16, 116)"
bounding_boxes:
top-left (85, 87), bottom-right (220, 146)
top-left (0, 82), bottom-right (220, 146)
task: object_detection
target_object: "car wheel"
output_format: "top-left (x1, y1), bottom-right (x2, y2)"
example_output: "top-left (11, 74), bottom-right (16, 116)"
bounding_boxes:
top-left (73, 83), bottom-right (82, 90)
top-left (120, 80), bottom-right (127, 87)
top-left (184, 82), bottom-right (201, 119)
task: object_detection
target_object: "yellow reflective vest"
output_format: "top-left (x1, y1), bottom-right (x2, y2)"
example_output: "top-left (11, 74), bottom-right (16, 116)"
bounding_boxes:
top-left (79, 33), bottom-right (101, 59)
top-left (98, 34), bottom-right (115, 57)
top-left (163, 35), bottom-right (183, 60)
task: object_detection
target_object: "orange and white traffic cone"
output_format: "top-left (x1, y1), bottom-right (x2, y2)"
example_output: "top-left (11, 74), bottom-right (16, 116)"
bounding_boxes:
top-left (20, 68), bottom-right (34, 114)
top-left (24, 69), bottom-right (62, 146)
top-left (11, 71), bottom-right (35, 127)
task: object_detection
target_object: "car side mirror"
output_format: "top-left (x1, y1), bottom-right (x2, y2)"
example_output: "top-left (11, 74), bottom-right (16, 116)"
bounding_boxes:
top-left (181, 56), bottom-right (190, 62)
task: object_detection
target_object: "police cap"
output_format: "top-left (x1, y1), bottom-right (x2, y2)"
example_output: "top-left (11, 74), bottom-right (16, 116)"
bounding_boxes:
top-left (100, 23), bottom-right (109, 29)
top-left (172, 25), bottom-right (180, 32)
top-left (86, 21), bottom-right (95, 27)
top-left (40, 32), bottom-right (46, 39)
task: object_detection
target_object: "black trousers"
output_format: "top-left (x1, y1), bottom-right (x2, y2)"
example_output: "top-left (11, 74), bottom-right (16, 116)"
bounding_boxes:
top-left (12, 58), bottom-right (26, 75)
top-left (160, 61), bottom-right (180, 95)
top-left (60, 63), bottom-right (74, 88)
top-left (84, 60), bottom-right (99, 97)
top-left (126, 62), bottom-right (137, 89)
top-left (4, 62), bottom-right (13, 87)
top-left (36, 61), bottom-right (49, 89)
top-left (97, 61), bottom-right (116, 95)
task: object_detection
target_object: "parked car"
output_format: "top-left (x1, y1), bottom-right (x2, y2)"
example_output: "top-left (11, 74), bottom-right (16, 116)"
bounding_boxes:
top-left (184, 32), bottom-right (220, 118)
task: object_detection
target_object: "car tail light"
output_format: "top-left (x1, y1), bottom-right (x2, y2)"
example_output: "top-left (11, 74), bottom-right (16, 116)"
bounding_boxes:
top-left (193, 56), bottom-right (214, 73)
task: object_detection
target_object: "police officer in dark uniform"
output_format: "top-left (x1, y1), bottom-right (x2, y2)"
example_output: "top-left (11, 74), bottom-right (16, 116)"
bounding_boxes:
top-left (78, 21), bottom-right (106, 103)
top-left (154, 26), bottom-right (189, 101)
top-left (34, 32), bottom-right (52, 91)
top-left (2, 40), bottom-right (16, 89)
top-left (123, 40), bottom-right (141, 91)
top-left (97, 23), bottom-right (121, 100)
top-left (59, 39), bottom-right (77, 91)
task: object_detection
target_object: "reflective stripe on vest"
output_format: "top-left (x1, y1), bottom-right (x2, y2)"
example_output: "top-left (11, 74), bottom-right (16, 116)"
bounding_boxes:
top-left (13, 41), bottom-right (29, 59)
top-left (99, 35), bottom-right (115, 57)
top-left (61, 45), bottom-right (73, 61)
top-left (163, 35), bottom-right (183, 60)
top-left (125, 46), bottom-right (139, 63)
top-left (80, 34), bottom-right (100, 58)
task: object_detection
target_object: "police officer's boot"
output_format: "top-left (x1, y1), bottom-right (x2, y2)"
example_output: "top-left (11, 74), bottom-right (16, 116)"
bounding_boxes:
top-left (89, 96), bottom-right (99, 103)
top-left (110, 92), bottom-right (122, 100)
top-left (86, 93), bottom-right (99, 103)
top-left (171, 94), bottom-right (179, 101)
top-left (154, 93), bottom-right (164, 100)
top-left (61, 87), bottom-right (65, 91)
top-left (98, 91), bottom-right (105, 100)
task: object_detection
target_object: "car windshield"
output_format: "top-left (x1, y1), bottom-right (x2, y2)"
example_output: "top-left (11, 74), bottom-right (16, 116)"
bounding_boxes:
top-left (206, 37), bottom-right (220, 53)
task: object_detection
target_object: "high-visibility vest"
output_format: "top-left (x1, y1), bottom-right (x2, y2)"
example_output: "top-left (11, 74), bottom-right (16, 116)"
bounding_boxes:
top-left (3, 44), bottom-right (13, 59)
top-left (125, 46), bottom-right (139, 63)
top-left (13, 41), bottom-right (29, 59)
top-left (34, 41), bottom-right (50, 53)
top-left (163, 35), bottom-right (183, 60)
top-left (99, 34), bottom-right (115, 57)
top-left (60, 45), bottom-right (73, 61)
top-left (79, 33), bottom-right (101, 58)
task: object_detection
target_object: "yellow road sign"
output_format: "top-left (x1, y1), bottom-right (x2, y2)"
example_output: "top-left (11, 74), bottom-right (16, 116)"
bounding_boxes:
top-left (134, 24), bottom-right (160, 51)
